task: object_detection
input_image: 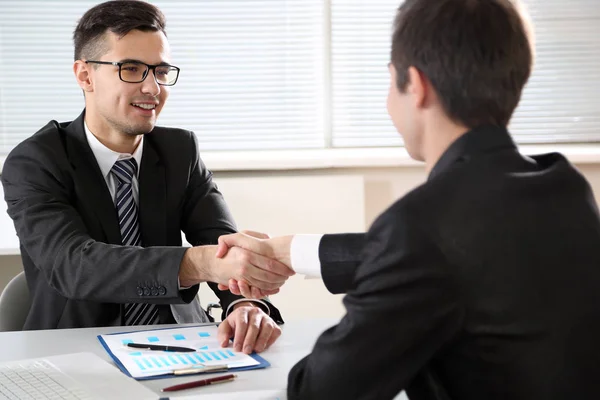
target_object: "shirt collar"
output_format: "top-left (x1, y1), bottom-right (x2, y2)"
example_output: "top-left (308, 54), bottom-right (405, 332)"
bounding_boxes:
top-left (84, 121), bottom-right (144, 179)
top-left (428, 125), bottom-right (517, 181)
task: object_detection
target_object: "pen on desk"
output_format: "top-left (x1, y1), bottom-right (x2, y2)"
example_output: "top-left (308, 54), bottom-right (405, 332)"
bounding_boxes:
top-left (161, 374), bottom-right (237, 392)
top-left (173, 364), bottom-right (229, 375)
top-left (126, 342), bottom-right (196, 352)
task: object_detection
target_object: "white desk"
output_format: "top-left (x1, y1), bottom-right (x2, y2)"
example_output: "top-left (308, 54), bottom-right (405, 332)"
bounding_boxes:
top-left (0, 319), bottom-right (338, 398)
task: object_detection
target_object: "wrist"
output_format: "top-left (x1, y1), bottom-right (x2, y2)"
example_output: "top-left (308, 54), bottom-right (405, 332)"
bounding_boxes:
top-left (179, 246), bottom-right (216, 286)
top-left (233, 301), bottom-right (258, 310)
top-left (271, 235), bottom-right (293, 267)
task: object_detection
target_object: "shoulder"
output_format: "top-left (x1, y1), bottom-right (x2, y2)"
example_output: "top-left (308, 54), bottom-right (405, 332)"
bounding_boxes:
top-left (144, 126), bottom-right (200, 159)
top-left (3, 120), bottom-right (71, 176)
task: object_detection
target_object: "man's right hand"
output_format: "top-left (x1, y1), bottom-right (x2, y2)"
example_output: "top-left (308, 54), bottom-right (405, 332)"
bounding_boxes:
top-left (178, 244), bottom-right (294, 292)
top-left (214, 232), bottom-right (295, 298)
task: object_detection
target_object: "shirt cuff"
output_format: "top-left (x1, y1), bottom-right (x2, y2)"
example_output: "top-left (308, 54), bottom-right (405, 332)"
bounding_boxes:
top-left (178, 278), bottom-right (191, 290)
top-left (225, 298), bottom-right (270, 317)
top-left (290, 234), bottom-right (324, 277)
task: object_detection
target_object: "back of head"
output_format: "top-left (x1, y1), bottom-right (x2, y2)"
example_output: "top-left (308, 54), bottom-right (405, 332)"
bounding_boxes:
top-left (73, 0), bottom-right (167, 61)
top-left (391, 0), bottom-right (534, 128)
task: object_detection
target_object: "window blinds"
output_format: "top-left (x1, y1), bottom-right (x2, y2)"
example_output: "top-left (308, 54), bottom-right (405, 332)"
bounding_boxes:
top-left (1, 0), bottom-right (599, 156)
top-left (330, 0), bottom-right (600, 146)
top-left (0, 0), bottom-right (325, 154)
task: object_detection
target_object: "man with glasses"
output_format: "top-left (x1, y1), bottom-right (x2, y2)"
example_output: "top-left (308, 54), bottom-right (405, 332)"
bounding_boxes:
top-left (1, 0), bottom-right (288, 354)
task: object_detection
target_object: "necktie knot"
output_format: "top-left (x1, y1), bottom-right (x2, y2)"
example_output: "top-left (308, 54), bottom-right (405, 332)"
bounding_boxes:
top-left (111, 158), bottom-right (138, 185)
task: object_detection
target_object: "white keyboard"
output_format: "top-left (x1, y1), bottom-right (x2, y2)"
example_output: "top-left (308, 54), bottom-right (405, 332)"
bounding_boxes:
top-left (0, 359), bottom-right (90, 400)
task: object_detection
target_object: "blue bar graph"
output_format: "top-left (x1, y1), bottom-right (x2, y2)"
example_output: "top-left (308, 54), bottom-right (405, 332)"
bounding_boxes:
top-left (147, 336), bottom-right (159, 342)
top-left (219, 351), bottom-right (229, 359)
top-left (185, 354), bottom-right (196, 364)
top-left (168, 355), bottom-right (179, 365)
top-left (150, 357), bottom-right (161, 368)
top-left (194, 354), bottom-right (205, 363)
top-left (198, 332), bottom-right (210, 337)
top-left (143, 359), bottom-right (152, 369)
top-left (134, 359), bottom-right (146, 371)
top-left (227, 350), bottom-right (235, 357)
top-left (201, 352), bottom-right (212, 361)
top-left (177, 355), bottom-right (189, 365)
top-left (160, 356), bottom-right (171, 366)
top-left (173, 334), bottom-right (185, 340)
top-left (210, 352), bottom-right (222, 361)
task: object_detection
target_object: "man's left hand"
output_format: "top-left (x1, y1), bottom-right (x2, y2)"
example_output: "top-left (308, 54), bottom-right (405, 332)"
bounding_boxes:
top-left (217, 303), bottom-right (282, 354)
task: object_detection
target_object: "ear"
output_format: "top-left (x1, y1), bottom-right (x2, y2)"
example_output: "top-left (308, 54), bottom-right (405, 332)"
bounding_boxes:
top-left (73, 60), bottom-right (94, 93)
top-left (406, 66), bottom-right (427, 109)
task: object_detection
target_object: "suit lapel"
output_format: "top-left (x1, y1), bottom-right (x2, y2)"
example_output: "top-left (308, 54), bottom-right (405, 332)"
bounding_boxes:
top-left (138, 138), bottom-right (167, 246)
top-left (63, 111), bottom-right (122, 244)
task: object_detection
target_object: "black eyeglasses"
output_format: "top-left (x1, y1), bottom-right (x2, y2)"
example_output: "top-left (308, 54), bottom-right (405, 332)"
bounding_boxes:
top-left (85, 60), bottom-right (180, 86)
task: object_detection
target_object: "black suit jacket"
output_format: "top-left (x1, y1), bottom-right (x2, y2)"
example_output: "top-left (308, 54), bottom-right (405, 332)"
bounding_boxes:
top-left (288, 125), bottom-right (600, 400)
top-left (2, 110), bottom-right (282, 330)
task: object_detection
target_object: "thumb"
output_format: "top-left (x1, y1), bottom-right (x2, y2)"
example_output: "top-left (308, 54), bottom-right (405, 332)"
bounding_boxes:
top-left (218, 233), bottom-right (266, 256)
top-left (215, 235), bottom-right (231, 258)
top-left (217, 318), bottom-right (234, 348)
top-left (241, 230), bottom-right (270, 240)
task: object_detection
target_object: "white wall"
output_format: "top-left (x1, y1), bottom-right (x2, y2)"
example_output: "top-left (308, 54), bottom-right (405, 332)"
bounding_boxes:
top-left (2, 162), bottom-right (600, 321)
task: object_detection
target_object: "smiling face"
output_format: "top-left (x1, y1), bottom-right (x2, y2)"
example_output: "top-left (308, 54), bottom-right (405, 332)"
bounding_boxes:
top-left (78, 29), bottom-right (171, 137)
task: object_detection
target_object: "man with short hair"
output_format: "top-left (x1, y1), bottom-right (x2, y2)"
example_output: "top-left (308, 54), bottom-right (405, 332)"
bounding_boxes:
top-left (218, 0), bottom-right (600, 398)
top-left (2, 0), bottom-right (288, 354)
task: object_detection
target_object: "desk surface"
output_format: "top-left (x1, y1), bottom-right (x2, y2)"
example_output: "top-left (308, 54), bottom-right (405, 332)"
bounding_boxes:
top-left (0, 319), bottom-right (338, 398)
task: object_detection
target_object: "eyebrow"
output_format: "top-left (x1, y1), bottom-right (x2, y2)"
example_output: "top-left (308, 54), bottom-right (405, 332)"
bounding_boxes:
top-left (118, 58), bottom-right (173, 66)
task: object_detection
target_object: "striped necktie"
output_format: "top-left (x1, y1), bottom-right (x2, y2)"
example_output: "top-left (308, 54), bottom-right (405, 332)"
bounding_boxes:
top-left (111, 158), bottom-right (159, 325)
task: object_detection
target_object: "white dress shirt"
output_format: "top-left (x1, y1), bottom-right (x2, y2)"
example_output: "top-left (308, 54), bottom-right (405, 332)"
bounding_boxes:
top-left (290, 234), bottom-right (324, 277)
top-left (84, 122), bottom-right (143, 204)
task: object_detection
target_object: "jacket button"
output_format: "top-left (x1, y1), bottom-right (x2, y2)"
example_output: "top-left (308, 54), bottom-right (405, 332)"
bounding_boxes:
top-left (158, 286), bottom-right (166, 296)
top-left (143, 288), bottom-right (151, 296)
top-left (151, 287), bottom-right (159, 296)
top-left (137, 287), bottom-right (144, 296)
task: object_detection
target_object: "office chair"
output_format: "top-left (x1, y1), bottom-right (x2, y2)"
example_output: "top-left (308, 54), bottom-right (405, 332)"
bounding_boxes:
top-left (0, 271), bottom-right (30, 331)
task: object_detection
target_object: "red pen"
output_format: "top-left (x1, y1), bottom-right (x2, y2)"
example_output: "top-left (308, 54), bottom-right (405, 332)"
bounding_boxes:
top-left (161, 373), bottom-right (237, 392)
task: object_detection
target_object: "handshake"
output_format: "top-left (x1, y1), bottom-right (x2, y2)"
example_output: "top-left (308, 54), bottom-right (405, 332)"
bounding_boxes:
top-left (178, 231), bottom-right (296, 299)
top-left (215, 231), bottom-right (295, 298)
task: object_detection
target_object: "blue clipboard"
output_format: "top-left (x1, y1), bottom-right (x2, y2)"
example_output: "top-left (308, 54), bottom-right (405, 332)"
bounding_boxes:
top-left (97, 324), bottom-right (270, 381)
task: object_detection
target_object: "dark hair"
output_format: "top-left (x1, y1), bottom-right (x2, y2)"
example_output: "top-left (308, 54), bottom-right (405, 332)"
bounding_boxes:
top-left (391, 0), bottom-right (533, 128)
top-left (73, 0), bottom-right (167, 61)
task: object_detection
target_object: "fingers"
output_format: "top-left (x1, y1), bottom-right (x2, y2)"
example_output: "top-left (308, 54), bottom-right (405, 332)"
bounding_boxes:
top-left (225, 280), bottom-right (279, 298)
top-left (244, 250), bottom-right (294, 279)
top-left (228, 279), bottom-right (241, 295)
top-left (242, 311), bottom-right (262, 354)
top-left (251, 285), bottom-right (263, 299)
top-left (254, 320), bottom-right (273, 353)
top-left (237, 280), bottom-right (253, 299)
top-left (241, 230), bottom-right (270, 239)
top-left (265, 323), bottom-right (282, 350)
top-left (223, 307), bottom-right (282, 354)
top-left (217, 318), bottom-right (234, 347)
top-left (233, 307), bottom-right (249, 352)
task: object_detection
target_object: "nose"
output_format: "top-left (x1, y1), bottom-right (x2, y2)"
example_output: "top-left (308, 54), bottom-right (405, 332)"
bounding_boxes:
top-left (140, 69), bottom-right (161, 97)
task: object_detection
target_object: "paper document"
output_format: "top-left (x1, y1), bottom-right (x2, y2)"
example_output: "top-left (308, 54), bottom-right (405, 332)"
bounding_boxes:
top-left (98, 325), bottom-right (264, 379)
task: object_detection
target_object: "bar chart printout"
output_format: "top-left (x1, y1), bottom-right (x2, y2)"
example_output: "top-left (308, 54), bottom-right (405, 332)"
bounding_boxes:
top-left (99, 326), bottom-right (261, 378)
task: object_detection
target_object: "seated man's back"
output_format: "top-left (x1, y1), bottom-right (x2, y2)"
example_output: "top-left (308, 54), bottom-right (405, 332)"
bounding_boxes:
top-left (401, 126), bottom-right (600, 399)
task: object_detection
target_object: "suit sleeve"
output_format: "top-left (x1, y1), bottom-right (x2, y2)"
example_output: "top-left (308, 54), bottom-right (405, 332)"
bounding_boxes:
top-left (179, 133), bottom-right (283, 323)
top-left (319, 233), bottom-right (366, 294)
top-left (287, 204), bottom-right (465, 399)
top-left (1, 140), bottom-right (194, 304)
